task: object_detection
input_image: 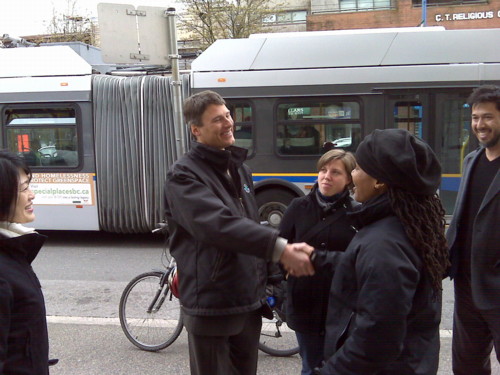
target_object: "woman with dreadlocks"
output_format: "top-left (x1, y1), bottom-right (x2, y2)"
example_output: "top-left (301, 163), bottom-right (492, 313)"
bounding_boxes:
top-left (296, 128), bottom-right (450, 375)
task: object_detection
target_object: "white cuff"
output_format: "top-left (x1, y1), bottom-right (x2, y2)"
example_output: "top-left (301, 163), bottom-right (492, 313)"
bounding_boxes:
top-left (272, 236), bottom-right (287, 263)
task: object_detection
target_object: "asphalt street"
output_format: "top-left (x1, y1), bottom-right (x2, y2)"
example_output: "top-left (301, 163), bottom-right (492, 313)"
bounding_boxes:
top-left (32, 230), bottom-right (499, 374)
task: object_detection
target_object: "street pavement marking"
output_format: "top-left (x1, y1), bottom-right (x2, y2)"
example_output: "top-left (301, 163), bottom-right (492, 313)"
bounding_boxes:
top-left (440, 329), bottom-right (453, 338)
top-left (47, 316), bottom-right (121, 325)
top-left (47, 316), bottom-right (182, 328)
top-left (46, 316), bottom-right (455, 338)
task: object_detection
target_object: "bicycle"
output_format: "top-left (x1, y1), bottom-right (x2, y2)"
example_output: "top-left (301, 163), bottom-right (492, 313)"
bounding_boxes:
top-left (119, 223), bottom-right (182, 351)
top-left (119, 223), bottom-right (299, 356)
top-left (259, 282), bottom-right (299, 357)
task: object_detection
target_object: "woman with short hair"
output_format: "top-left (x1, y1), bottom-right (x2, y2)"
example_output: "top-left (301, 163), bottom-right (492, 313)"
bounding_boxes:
top-left (280, 149), bottom-right (358, 375)
top-left (0, 149), bottom-right (51, 374)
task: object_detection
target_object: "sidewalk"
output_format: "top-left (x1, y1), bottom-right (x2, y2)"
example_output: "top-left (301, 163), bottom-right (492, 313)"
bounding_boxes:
top-left (47, 319), bottom-right (500, 375)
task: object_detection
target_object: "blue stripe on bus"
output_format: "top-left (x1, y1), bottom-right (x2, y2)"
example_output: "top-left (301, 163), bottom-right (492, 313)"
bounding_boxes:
top-left (441, 176), bottom-right (461, 192)
top-left (253, 175), bottom-right (317, 183)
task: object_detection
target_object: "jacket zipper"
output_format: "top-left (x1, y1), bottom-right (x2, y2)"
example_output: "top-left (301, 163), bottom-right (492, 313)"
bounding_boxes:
top-left (211, 250), bottom-right (225, 282)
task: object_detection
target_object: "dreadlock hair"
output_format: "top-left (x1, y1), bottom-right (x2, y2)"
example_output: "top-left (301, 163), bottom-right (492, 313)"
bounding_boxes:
top-left (387, 186), bottom-right (450, 293)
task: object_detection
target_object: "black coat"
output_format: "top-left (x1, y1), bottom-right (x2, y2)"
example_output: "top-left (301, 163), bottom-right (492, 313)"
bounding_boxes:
top-left (164, 142), bottom-right (279, 317)
top-left (447, 147), bottom-right (500, 310)
top-left (0, 233), bottom-right (49, 375)
top-left (313, 194), bottom-right (441, 375)
top-left (280, 186), bottom-right (357, 334)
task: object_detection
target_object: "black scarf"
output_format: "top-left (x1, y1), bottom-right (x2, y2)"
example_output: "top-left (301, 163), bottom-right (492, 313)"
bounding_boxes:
top-left (314, 188), bottom-right (349, 213)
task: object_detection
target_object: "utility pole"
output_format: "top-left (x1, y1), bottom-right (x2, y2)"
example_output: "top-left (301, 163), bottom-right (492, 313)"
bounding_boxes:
top-left (166, 8), bottom-right (186, 158)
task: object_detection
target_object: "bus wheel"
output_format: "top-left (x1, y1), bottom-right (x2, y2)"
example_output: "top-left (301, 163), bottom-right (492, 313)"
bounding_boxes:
top-left (256, 190), bottom-right (296, 229)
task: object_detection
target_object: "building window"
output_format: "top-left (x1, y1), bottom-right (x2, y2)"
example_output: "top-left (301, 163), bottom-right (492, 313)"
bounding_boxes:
top-left (412, 0), bottom-right (486, 6)
top-left (312, 0), bottom-right (396, 14)
top-left (341, 0), bottom-right (392, 11)
top-left (263, 10), bottom-right (307, 24)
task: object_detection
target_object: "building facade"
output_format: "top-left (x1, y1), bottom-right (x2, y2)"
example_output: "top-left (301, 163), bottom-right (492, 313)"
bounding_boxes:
top-left (308, 0), bottom-right (500, 30)
top-left (263, 0), bottom-right (311, 32)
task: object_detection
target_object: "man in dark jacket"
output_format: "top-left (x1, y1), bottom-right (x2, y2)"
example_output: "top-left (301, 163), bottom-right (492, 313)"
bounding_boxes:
top-left (447, 85), bottom-right (500, 374)
top-left (164, 90), bottom-right (314, 375)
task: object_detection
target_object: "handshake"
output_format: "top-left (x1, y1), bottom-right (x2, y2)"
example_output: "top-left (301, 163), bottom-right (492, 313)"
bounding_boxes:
top-left (279, 243), bottom-right (315, 277)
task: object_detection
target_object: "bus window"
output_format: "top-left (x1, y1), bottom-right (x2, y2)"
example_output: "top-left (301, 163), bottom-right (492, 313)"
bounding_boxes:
top-left (393, 101), bottom-right (423, 138)
top-left (228, 102), bottom-right (254, 153)
top-left (4, 107), bottom-right (79, 167)
top-left (276, 100), bottom-right (361, 155)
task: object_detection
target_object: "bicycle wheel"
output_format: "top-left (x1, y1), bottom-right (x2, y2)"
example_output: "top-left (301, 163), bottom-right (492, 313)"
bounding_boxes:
top-left (119, 271), bottom-right (183, 351)
top-left (259, 307), bottom-right (299, 357)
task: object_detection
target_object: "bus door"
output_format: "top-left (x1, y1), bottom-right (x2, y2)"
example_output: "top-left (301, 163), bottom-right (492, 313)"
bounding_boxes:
top-left (385, 91), bottom-right (474, 217)
top-left (433, 92), bottom-right (473, 216)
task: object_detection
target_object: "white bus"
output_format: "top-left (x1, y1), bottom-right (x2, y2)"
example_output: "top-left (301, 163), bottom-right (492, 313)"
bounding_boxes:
top-left (1, 28), bottom-right (499, 232)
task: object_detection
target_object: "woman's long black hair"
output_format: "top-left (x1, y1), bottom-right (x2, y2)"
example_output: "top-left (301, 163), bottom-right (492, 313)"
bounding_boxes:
top-left (388, 187), bottom-right (450, 292)
top-left (0, 150), bottom-right (31, 222)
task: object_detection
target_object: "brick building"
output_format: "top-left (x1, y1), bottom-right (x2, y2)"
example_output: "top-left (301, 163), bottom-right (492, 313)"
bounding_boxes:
top-left (307, 0), bottom-right (500, 30)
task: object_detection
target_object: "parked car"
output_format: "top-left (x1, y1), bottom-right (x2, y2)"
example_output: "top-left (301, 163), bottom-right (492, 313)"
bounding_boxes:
top-left (331, 137), bottom-right (352, 148)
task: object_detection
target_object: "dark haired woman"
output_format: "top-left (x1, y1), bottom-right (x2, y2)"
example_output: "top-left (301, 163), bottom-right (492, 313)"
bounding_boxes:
top-left (0, 149), bottom-right (51, 374)
top-left (302, 129), bottom-right (449, 374)
top-left (280, 149), bottom-right (358, 375)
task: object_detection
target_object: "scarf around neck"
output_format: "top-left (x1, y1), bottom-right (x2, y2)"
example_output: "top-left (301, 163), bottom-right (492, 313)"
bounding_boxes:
top-left (0, 222), bottom-right (36, 238)
top-left (314, 188), bottom-right (348, 212)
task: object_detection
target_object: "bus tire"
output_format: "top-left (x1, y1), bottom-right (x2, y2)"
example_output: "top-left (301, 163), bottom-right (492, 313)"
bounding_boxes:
top-left (256, 189), bottom-right (296, 228)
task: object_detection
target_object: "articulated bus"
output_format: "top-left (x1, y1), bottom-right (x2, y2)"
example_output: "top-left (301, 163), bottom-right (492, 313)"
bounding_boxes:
top-left (1, 28), bottom-right (499, 233)
top-left (0, 45), bottom-right (190, 233)
top-left (191, 27), bottom-right (500, 224)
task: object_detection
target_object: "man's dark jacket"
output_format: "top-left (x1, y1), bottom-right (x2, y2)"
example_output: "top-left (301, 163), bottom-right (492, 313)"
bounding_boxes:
top-left (280, 185), bottom-right (356, 334)
top-left (313, 194), bottom-right (441, 375)
top-left (164, 142), bottom-right (279, 316)
top-left (447, 147), bottom-right (500, 310)
top-left (0, 233), bottom-right (49, 375)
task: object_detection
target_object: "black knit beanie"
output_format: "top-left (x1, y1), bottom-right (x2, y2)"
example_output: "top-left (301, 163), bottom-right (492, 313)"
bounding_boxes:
top-left (355, 129), bottom-right (441, 195)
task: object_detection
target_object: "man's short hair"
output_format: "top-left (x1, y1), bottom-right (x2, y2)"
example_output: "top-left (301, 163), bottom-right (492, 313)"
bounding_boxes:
top-left (468, 84), bottom-right (500, 112)
top-left (183, 90), bottom-right (226, 128)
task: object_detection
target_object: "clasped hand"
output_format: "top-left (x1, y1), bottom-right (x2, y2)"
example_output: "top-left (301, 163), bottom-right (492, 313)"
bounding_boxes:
top-left (280, 242), bottom-right (315, 277)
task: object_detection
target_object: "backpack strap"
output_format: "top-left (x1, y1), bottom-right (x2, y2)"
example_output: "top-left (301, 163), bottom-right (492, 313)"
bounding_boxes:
top-left (299, 208), bottom-right (345, 244)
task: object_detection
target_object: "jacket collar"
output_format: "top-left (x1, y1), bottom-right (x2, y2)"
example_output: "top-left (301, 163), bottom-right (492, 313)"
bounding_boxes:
top-left (348, 193), bottom-right (393, 229)
top-left (468, 147), bottom-right (500, 214)
top-left (190, 141), bottom-right (248, 172)
top-left (0, 232), bottom-right (47, 264)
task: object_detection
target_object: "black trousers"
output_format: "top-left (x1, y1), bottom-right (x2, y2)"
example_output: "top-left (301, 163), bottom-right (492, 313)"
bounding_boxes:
top-left (185, 310), bottom-right (262, 375)
top-left (452, 275), bottom-right (500, 375)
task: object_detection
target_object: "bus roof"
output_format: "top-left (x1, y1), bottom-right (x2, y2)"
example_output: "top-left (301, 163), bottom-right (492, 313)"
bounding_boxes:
top-left (0, 45), bottom-right (92, 78)
top-left (191, 28), bottom-right (500, 72)
top-left (248, 26), bottom-right (445, 39)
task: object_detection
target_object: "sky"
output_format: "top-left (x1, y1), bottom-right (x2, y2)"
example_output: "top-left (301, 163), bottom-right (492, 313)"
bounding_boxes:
top-left (1, 0), bottom-right (179, 38)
